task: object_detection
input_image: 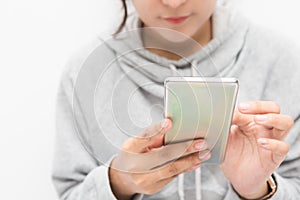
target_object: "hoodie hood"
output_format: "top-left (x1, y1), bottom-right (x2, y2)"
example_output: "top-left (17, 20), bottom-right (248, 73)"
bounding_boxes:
top-left (98, 5), bottom-right (249, 98)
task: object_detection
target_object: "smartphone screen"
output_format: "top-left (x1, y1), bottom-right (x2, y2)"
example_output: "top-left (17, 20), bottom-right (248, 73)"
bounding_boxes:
top-left (164, 77), bottom-right (239, 164)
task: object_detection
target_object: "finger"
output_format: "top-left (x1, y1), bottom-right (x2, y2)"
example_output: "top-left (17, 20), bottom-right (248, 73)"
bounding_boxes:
top-left (122, 119), bottom-right (172, 153)
top-left (238, 101), bottom-right (280, 114)
top-left (257, 138), bottom-right (290, 165)
top-left (230, 125), bottom-right (238, 135)
top-left (232, 110), bottom-right (254, 127)
top-left (142, 161), bottom-right (202, 195)
top-left (255, 114), bottom-right (294, 133)
top-left (151, 151), bottom-right (211, 181)
top-left (147, 139), bottom-right (209, 168)
top-left (141, 175), bottom-right (176, 195)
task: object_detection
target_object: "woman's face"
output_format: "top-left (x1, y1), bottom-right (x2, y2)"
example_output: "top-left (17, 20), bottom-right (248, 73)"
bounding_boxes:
top-left (132, 0), bottom-right (216, 42)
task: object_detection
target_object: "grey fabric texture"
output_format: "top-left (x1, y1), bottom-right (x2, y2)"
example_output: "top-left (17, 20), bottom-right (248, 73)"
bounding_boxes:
top-left (52, 5), bottom-right (300, 200)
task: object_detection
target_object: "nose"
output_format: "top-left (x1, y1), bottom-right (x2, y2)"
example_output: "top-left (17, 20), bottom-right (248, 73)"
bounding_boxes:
top-left (161, 0), bottom-right (186, 8)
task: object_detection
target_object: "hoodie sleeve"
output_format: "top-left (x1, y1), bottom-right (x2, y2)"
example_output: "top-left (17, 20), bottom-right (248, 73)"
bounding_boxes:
top-left (52, 69), bottom-right (118, 199)
top-left (51, 38), bottom-right (117, 200)
top-left (51, 40), bottom-right (146, 200)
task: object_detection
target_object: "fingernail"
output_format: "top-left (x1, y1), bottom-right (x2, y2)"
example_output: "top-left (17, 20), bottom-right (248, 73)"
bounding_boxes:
top-left (195, 141), bottom-right (208, 151)
top-left (192, 164), bottom-right (201, 170)
top-left (255, 115), bottom-right (268, 122)
top-left (199, 151), bottom-right (210, 160)
top-left (239, 103), bottom-right (250, 111)
top-left (161, 119), bottom-right (169, 128)
top-left (258, 138), bottom-right (269, 145)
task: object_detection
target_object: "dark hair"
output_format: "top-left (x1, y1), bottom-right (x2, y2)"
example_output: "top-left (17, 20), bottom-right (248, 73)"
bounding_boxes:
top-left (114, 0), bottom-right (128, 35)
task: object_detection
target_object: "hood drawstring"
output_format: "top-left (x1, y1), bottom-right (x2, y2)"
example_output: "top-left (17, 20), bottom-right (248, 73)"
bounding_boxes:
top-left (191, 60), bottom-right (198, 77)
top-left (169, 64), bottom-right (177, 76)
top-left (168, 62), bottom-right (202, 200)
top-left (195, 167), bottom-right (202, 200)
top-left (178, 174), bottom-right (185, 200)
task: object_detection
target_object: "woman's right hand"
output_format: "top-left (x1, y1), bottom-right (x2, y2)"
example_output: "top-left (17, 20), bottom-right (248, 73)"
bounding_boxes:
top-left (109, 119), bottom-right (211, 200)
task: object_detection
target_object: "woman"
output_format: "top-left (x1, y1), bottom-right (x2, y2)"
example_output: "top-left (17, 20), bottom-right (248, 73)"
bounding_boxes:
top-left (52, 0), bottom-right (300, 199)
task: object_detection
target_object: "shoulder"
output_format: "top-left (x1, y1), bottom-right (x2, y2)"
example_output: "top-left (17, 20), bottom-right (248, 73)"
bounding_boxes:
top-left (245, 22), bottom-right (300, 65)
top-left (241, 21), bottom-right (300, 114)
top-left (60, 36), bottom-right (118, 87)
top-left (237, 19), bottom-right (300, 81)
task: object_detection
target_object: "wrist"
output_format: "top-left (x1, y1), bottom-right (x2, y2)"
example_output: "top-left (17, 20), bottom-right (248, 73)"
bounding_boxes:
top-left (109, 162), bottom-right (136, 200)
top-left (235, 175), bottom-right (277, 200)
top-left (237, 182), bottom-right (268, 200)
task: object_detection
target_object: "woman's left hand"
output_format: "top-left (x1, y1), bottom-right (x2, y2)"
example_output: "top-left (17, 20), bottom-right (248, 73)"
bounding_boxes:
top-left (221, 101), bottom-right (294, 199)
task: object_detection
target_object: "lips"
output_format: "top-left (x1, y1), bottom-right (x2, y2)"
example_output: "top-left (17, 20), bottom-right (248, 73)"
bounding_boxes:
top-left (163, 15), bottom-right (190, 24)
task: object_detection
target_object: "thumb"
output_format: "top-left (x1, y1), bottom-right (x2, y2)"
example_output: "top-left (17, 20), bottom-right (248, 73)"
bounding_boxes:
top-left (122, 119), bottom-right (172, 153)
top-left (232, 110), bottom-right (253, 127)
top-left (257, 138), bottom-right (290, 165)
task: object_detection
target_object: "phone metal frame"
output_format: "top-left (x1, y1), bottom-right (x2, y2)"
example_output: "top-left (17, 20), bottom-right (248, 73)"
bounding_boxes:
top-left (164, 77), bottom-right (239, 164)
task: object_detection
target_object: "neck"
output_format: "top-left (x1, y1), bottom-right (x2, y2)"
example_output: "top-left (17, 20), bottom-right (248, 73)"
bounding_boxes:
top-left (142, 18), bottom-right (213, 61)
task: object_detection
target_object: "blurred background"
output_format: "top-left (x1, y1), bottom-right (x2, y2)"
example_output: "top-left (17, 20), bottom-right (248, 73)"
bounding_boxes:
top-left (0, 0), bottom-right (299, 199)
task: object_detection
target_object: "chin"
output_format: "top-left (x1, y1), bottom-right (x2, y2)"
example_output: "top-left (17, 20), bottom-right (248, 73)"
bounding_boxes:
top-left (154, 28), bottom-right (196, 43)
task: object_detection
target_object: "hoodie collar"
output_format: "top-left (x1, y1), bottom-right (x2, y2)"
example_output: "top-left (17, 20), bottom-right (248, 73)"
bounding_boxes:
top-left (100, 5), bottom-right (249, 98)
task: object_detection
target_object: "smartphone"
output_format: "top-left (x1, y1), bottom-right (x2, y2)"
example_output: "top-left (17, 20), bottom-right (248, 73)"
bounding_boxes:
top-left (164, 77), bottom-right (239, 164)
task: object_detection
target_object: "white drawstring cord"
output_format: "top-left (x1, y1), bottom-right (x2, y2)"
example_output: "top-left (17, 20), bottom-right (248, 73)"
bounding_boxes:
top-left (178, 174), bottom-right (185, 200)
top-left (195, 167), bottom-right (202, 200)
top-left (169, 64), bottom-right (177, 76)
top-left (191, 60), bottom-right (198, 76)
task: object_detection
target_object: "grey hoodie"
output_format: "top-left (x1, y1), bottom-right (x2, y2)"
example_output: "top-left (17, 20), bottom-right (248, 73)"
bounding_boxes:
top-left (52, 5), bottom-right (300, 200)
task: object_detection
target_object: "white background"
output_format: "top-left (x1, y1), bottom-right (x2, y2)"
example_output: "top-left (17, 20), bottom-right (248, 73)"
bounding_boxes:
top-left (0, 0), bottom-right (300, 199)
